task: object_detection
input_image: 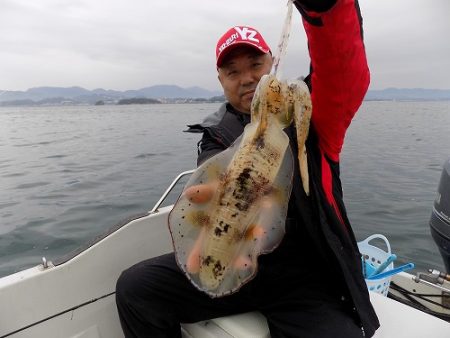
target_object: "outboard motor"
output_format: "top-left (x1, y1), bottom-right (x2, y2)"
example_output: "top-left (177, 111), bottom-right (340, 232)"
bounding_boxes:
top-left (430, 158), bottom-right (450, 273)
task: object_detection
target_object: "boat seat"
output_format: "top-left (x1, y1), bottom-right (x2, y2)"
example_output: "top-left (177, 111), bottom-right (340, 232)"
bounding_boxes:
top-left (182, 311), bottom-right (270, 338)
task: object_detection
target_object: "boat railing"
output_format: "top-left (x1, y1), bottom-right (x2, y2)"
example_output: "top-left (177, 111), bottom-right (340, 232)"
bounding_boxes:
top-left (51, 169), bottom-right (195, 267)
top-left (149, 169), bottom-right (195, 214)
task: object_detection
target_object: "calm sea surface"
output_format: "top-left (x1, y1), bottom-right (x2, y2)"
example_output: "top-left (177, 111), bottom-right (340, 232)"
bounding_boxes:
top-left (0, 101), bottom-right (449, 277)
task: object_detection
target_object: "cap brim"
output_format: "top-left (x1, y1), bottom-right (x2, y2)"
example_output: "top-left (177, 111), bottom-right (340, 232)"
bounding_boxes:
top-left (216, 42), bottom-right (270, 68)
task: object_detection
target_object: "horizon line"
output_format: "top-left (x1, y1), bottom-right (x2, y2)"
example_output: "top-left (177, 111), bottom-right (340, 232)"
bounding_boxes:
top-left (2, 85), bottom-right (450, 93)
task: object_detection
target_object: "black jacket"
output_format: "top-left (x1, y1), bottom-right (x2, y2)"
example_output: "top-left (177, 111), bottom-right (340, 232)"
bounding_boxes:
top-left (187, 103), bottom-right (379, 337)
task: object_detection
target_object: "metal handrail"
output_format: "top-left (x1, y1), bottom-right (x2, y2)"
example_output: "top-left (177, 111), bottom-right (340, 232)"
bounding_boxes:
top-left (149, 169), bottom-right (195, 213)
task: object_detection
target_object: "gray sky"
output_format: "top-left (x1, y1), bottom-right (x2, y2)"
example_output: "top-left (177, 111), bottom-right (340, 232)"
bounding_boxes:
top-left (1, 0), bottom-right (449, 92)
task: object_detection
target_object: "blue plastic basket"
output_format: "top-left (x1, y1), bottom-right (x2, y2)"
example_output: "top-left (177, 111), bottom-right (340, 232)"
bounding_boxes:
top-left (357, 234), bottom-right (394, 296)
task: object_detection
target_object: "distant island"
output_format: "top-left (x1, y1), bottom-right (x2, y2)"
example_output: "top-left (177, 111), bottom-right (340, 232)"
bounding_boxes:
top-left (117, 98), bottom-right (161, 105)
top-left (0, 85), bottom-right (449, 107)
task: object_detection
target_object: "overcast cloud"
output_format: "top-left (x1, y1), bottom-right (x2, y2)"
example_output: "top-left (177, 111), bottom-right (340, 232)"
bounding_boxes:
top-left (0, 0), bottom-right (449, 92)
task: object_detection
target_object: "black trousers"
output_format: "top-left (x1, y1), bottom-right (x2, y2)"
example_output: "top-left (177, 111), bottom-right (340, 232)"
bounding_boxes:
top-left (115, 248), bottom-right (363, 338)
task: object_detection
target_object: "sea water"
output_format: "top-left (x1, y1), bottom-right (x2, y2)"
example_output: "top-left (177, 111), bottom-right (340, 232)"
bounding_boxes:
top-left (0, 101), bottom-right (449, 277)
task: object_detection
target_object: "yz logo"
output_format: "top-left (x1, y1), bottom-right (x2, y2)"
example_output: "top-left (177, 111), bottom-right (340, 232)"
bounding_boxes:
top-left (234, 27), bottom-right (259, 43)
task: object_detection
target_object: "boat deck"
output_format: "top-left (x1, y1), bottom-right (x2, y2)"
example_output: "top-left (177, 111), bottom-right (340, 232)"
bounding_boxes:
top-left (181, 291), bottom-right (450, 338)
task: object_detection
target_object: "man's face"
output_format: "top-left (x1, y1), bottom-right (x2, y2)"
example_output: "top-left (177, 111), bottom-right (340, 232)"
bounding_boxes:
top-left (218, 46), bottom-right (273, 114)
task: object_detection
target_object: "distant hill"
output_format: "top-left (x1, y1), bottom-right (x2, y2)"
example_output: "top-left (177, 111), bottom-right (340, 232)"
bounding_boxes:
top-left (1, 85), bottom-right (449, 107)
top-left (0, 85), bottom-right (223, 106)
top-left (123, 85), bottom-right (219, 99)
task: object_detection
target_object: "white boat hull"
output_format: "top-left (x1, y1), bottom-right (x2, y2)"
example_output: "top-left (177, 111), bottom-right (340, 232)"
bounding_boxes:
top-left (1, 206), bottom-right (449, 337)
top-left (0, 208), bottom-right (172, 338)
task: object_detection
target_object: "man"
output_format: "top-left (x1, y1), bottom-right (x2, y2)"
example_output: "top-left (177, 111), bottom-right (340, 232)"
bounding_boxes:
top-left (116, 0), bottom-right (380, 337)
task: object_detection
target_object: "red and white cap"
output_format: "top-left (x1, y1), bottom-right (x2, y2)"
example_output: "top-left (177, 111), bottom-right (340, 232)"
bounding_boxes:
top-left (215, 26), bottom-right (271, 68)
